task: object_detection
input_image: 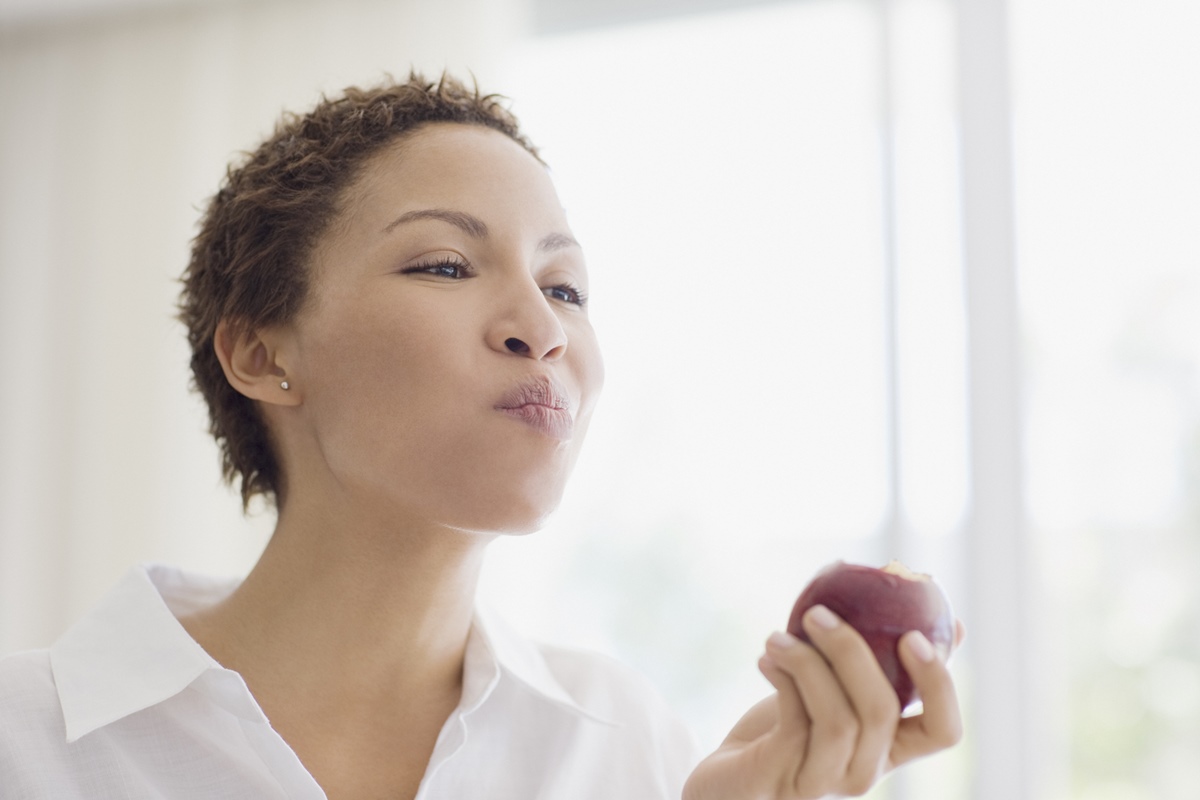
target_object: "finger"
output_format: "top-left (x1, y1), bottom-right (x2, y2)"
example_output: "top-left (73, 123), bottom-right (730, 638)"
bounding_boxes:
top-left (760, 634), bottom-right (810, 742)
top-left (768, 619), bottom-right (861, 796)
top-left (890, 631), bottom-right (964, 768)
top-left (955, 618), bottom-right (967, 650)
top-left (800, 606), bottom-right (900, 794)
top-left (756, 639), bottom-right (815, 797)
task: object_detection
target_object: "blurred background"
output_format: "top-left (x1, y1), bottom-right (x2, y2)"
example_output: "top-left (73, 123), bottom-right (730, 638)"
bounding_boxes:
top-left (1, 0), bottom-right (1197, 798)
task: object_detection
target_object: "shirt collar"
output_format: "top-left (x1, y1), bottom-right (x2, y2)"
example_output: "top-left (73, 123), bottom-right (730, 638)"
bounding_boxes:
top-left (49, 564), bottom-right (236, 743)
top-left (49, 564), bottom-right (618, 744)
top-left (469, 605), bottom-right (619, 727)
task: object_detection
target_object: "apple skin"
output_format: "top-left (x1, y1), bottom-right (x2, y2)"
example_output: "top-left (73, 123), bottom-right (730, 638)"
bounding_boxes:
top-left (786, 561), bottom-right (954, 711)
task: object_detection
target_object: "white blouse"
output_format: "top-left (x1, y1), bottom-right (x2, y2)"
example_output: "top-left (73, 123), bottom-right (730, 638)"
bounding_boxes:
top-left (0, 564), bottom-right (702, 799)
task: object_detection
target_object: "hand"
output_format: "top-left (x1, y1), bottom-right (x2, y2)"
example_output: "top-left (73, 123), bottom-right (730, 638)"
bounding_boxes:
top-left (682, 607), bottom-right (964, 800)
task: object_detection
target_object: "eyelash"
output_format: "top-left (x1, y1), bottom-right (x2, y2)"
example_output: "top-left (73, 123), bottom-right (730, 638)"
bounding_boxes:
top-left (402, 256), bottom-right (470, 280)
top-left (546, 283), bottom-right (589, 308)
top-left (402, 258), bottom-right (589, 308)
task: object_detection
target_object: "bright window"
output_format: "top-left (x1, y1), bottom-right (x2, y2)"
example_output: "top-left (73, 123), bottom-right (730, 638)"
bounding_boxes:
top-left (483, 2), bottom-right (969, 797)
top-left (482, 1), bottom-right (1200, 799)
top-left (1013, 1), bottom-right (1200, 798)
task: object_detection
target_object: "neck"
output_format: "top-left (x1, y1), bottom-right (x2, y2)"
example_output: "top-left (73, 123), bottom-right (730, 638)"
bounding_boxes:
top-left (182, 492), bottom-right (493, 717)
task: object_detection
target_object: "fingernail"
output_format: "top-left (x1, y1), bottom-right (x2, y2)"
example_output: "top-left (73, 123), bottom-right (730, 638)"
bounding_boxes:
top-left (806, 604), bottom-right (839, 630)
top-left (906, 631), bottom-right (935, 662)
top-left (767, 631), bottom-right (797, 651)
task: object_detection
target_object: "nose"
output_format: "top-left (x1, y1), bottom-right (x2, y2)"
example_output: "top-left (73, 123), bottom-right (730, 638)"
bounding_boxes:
top-left (487, 275), bottom-right (568, 361)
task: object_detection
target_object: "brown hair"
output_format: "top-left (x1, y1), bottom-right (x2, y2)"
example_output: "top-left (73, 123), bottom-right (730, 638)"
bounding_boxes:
top-left (178, 72), bottom-right (539, 509)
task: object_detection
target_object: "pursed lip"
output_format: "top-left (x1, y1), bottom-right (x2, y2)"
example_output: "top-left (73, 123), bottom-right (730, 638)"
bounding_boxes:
top-left (495, 375), bottom-right (572, 412)
top-left (495, 375), bottom-right (574, 440)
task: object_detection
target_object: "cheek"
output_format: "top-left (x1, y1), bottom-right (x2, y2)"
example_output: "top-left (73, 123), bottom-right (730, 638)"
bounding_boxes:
top-left (306, 295), bottom-right (457, 389)
top-left (290, 296), bottom-right (602, 532)
top-left (572, 322), bottom-right (606, 416)
top-left (299, 300), bottom-right (470, 465)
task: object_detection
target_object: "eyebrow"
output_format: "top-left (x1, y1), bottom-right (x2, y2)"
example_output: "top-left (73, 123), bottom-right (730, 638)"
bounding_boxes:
top-left (382, 209), bottom-right (488, 237)
top-left (382, 208), bottom-right (580, 253)
top-left (536, 231), bottom-right (580, 253)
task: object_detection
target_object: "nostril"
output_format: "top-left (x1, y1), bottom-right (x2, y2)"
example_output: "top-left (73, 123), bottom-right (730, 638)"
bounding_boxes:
top-left (505, 337), bottom-right (530, 355)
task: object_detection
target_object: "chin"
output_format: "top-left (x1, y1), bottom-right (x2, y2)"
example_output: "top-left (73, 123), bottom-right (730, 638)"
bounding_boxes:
top-left (500, 506), bottom-right (559, 536)
top-left (435, 479), bottom-right (566, 537)
top-left (469, 498), bottom-right (561, 536)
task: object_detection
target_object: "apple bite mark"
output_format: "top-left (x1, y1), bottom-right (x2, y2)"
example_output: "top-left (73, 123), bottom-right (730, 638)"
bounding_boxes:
top-left (786, 560), bottom-right (955, 711)
top-left (880, 559), bottom-right (924, 581)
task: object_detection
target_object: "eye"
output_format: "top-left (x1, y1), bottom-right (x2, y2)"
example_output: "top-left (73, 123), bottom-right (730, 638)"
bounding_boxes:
top-left (401, 256), bottom-right (471, 279)
top-left (544, 283), bottom-right (589, 307)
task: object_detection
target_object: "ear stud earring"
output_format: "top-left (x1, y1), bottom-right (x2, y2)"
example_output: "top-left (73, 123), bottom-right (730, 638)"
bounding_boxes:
top-left (280, 381), bottom-right (290, 391)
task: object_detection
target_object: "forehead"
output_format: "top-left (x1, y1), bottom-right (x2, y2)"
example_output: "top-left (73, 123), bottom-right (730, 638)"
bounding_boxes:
top-left (305, 123), bottom-right (575, 297)
top-left (339, 123), bottom-right (562, 230)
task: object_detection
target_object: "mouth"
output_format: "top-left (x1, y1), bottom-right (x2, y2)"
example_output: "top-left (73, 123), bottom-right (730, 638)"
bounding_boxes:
top-left (495, 376), bottom-right (575, 441)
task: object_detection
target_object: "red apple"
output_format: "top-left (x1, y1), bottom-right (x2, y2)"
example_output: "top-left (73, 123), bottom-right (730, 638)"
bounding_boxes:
top-left (786, 560), bottom-right (954, 711)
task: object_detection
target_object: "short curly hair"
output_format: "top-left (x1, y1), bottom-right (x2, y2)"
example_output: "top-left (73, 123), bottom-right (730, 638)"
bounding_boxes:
top-left (178, 72), bottom-right (540, 509)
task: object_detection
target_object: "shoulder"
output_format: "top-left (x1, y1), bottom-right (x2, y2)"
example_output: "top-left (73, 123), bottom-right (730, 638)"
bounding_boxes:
top-left (536, 641), bottom-right (674, 718)
top-left (0, 648), bottom-right (61, 719)
top-left (473, 606), bottom-right (705, 792)
top-left (479, 607), bottom-right (687, 732)
top-left (0, 649), bottom-right (71, 794)
top-left (536, 642), bottom-right (704, 797)
top-left (534, 641), bottom-right (704, 767)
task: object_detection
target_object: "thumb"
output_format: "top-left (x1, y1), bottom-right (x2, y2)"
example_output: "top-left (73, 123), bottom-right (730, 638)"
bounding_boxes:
top-left (889, 631), bottom-right (963, 767)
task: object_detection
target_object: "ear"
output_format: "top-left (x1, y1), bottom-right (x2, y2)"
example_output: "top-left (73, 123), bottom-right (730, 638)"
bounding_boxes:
top-left (213, 318), bottom-right (302, 407)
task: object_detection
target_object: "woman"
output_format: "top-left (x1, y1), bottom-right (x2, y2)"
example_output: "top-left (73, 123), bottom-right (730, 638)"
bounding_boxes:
top-left (0, 73), bottom-right (962, 799)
